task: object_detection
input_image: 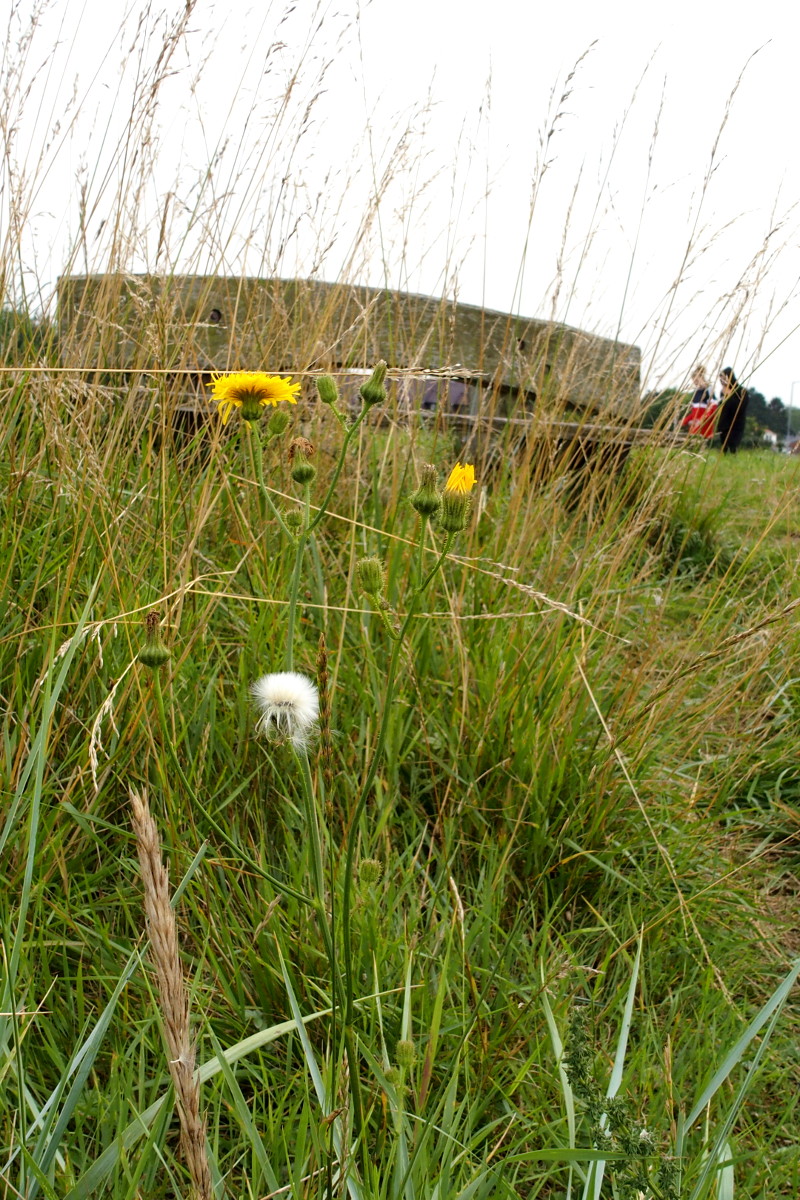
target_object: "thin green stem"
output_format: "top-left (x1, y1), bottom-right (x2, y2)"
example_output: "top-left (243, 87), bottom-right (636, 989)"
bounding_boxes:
top-left (339, 533), bottom-right (454, 1127)
top-left (306, 406), bottom-right (370, 535)
top-left (286, 533), bottom-right (307, 673)
top-left (293, 744), bottom-right (327, 910)
top-left (248, 423), bottom-right (295, 540)
top-left (294, 742), bottom-right (348, 1130)
top-left (415, 518), bottom-right (427, 588)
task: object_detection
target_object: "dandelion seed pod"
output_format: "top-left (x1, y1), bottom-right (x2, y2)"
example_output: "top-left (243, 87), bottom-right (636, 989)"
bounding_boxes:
top-left (251, 671), bottom-right (319, 748)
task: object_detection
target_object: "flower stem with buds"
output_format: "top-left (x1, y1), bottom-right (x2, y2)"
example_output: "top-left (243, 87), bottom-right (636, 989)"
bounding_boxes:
top-left (340, 532), bottom-right (454, 1137)
top-left (247, 424), bottom-right (295, 541)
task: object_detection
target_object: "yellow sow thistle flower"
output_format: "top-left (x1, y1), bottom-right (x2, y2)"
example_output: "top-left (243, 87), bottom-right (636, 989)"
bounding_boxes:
top-left (209, 371), bottom-right (301, 424)
top-left (440, 461), bottom-right (476, 534)
top-left (444, 462), bottom-right (476, 495)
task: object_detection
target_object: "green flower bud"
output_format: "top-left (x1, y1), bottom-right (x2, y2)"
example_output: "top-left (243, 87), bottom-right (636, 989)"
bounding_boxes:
top-left (395, 1039), bottom-right (416, 1070)
top-left (356, 556), bottom-right (386, 596)
top-left (291, 460), bottom-right (316, 485)
top-left (267, 409), bottom-right (291, 438)
top-left (410, 464), bottom-right (442, 519)
top-left (316, 374), bottom-right (340, 406)
top-left (289, 437), bottom-right (316, 485)
top-left (138, 612), bottom-right (171, 670)
top-left (359, 858), bottom-right (383, 887)
top-left (359, 360), bottom-right (388, 408)
top-left (438, 490), bottom-right (471, 534)
top-left (284, 509), bottom-right (304, 533)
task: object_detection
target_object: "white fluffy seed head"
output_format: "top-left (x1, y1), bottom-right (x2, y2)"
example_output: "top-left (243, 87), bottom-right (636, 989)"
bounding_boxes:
top-left (251, 671), bottom-right (319, 748)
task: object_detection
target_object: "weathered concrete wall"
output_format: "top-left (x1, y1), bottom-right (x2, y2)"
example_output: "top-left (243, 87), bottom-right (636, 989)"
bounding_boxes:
top-left (57, 274), bottom-right (641, 418)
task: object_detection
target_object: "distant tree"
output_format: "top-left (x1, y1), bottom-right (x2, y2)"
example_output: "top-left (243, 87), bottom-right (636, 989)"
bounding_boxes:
top-left (640, 387), bottom-right (686, 428)
top-left (746, 389), bottom-right (769, 431)
top-left (760, 396), bottom-right (789, 438)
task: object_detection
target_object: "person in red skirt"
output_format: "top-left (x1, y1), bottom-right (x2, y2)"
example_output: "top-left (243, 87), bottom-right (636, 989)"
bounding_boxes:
top-left (681, 366), bottom-right (718, 438)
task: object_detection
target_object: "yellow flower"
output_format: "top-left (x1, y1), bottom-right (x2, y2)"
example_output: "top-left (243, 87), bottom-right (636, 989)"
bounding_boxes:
top-left (209, 372), bottom-right (301, 424)
top-left (444, 462), bottom-right (476, 495)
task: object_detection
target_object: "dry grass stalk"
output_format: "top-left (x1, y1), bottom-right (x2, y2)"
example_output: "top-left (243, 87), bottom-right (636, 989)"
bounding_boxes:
top-left (129, 786), bottom-right (212, 1200)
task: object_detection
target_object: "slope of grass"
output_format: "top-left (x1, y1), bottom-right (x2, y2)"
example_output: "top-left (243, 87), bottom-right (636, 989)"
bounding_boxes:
top-left (1, 369), bottom-right (799, 1197)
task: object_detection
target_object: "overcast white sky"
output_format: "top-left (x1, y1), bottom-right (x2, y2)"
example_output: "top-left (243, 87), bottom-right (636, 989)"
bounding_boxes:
top-left (6, 0), bottom-right (800, 403)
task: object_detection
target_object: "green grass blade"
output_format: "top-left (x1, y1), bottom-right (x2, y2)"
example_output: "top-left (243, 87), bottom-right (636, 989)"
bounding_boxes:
top-left (584, 934), bottom-right (642, 1200)
top-left (206, 1025), bottom-right (280, 1193)
top-left (685, 953), bottom-right (800, 1130)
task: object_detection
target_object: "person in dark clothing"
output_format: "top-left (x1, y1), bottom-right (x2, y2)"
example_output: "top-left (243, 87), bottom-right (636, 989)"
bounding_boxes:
top-left (717, 367), bottom-right (749, 453)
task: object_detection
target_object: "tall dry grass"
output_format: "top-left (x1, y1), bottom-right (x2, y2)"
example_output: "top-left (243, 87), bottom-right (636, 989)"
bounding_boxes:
top-left (1, 4), bottom-right (799, 1198)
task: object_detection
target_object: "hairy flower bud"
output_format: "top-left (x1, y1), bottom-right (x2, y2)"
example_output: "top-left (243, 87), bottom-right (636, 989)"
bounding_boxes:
top-left (289, 437), bottom-right (316, 485)
top-left (316, 374), bottom-right (340, 406)
top-left (138, 611), bottom-right (171, 670)
top-left (439, 491), bottom-right (471, 533)
top-left (395, 1039), bottom-right (416, 1070)
top-left (284, 508), bottom-right (304, 533)
top-left (356, 556), bottom-right (386, 597)
top-left (267, 409), bottom-right (291, 438)
top-left (410, 464), bottom-right (441, 519)
top-left (359, 858), bottom-right (383, 887)
top-left (359, 360), bottom-right (388, 408)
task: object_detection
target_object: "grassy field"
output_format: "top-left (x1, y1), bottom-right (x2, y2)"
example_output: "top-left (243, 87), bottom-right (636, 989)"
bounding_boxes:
top-left (1, 360), bottom-right (799, 1200)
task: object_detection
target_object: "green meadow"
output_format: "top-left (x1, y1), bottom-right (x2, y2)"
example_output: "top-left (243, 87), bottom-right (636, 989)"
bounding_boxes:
top-left (2, 355), bottom-right (799, 1198)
